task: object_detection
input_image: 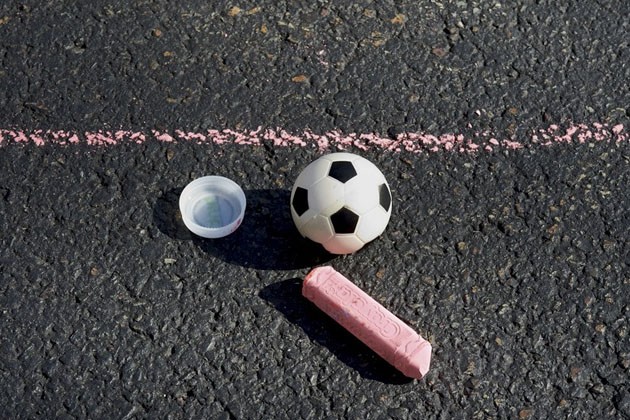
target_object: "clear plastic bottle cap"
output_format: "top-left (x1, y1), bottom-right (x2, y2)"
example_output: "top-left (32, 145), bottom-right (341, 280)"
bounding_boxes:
top-left (179, 176), bottom-right (246, 238)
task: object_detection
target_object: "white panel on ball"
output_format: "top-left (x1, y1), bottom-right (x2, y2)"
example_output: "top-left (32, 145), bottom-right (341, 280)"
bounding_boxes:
top-left (350, 156), bottom-right (386, 182)
top-left (294, 157), bottom-right (331, 187)
top-left (301, 214), bottom-right (335, 244)
top-left (308, 177), bottom-right (346, 216)
top-left (355, 207), bottom-right (390, 243)
top-left (343, 176), bottom-right (380, 214)
top-left (322, 234), bottom-right (365, 255)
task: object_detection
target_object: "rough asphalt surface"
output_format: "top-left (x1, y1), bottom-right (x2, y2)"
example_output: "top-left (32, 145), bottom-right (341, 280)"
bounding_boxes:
top-left (1, 1), bottom-right (629, 419)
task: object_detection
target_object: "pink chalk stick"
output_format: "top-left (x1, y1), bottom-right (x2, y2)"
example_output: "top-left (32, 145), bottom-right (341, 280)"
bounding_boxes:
top-left (303, 266), bottom-right (432, 379)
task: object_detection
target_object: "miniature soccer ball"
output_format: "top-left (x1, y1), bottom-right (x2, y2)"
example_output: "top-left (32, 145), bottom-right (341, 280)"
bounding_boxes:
top-left (290, 152), bottom-right (392, 254)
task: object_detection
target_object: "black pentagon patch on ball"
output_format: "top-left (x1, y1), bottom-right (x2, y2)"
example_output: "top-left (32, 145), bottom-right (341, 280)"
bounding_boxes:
top-left (292, 187), bottom-right (309, 216)
top-left (379, 183), bottom-right (392, 212)
top-left (328, 161), bottom-right (357, 183)
top-left (330, 207), bottom-right (359, 234)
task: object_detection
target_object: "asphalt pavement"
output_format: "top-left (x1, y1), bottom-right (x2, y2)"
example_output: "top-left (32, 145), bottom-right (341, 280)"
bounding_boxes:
top-left (1, 1), bottom-right (629, 419)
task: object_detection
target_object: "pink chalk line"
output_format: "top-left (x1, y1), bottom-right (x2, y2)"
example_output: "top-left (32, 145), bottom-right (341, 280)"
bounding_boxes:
top-left (0, 123), bottom-right (627, 153)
